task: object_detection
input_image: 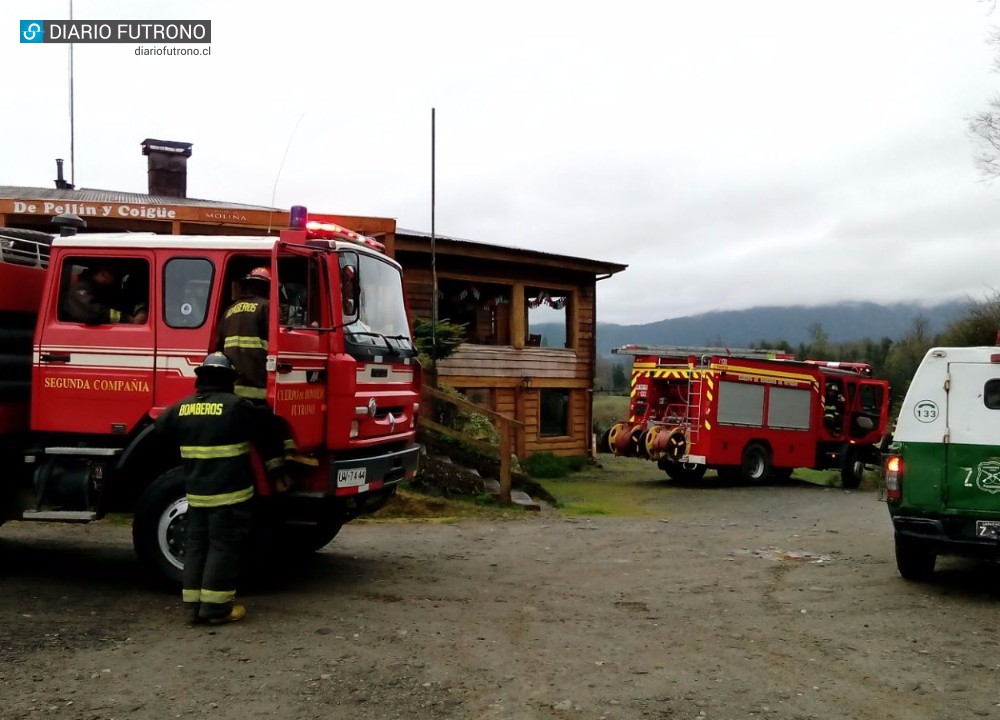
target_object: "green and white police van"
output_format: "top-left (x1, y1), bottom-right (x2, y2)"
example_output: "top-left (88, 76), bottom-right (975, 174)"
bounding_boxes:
top-left (886, 346), bottom-right (1000, 580)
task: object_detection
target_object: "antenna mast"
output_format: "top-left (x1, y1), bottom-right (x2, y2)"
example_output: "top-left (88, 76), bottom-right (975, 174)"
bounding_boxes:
top-left (69, 0), bottom-right (76, 187)
top-left (431, 108), bottom-right (437, 350)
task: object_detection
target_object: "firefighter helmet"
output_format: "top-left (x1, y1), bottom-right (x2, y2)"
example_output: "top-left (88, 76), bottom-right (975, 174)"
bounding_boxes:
top-left (242, 267), bottom-right (271, 284)
top-left (194, 351), bottom-right (238, 379)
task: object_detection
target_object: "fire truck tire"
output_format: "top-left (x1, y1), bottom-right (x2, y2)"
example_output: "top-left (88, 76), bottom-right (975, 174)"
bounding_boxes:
top-left (840, 447), bottom-right (865, 489)
top-left (715, 466), bottom-right (742, 482)
top-left (275, 519), bottom-right (343, 554)
top-left (663, 462), bottom-right (706, 482)
top-left (133, 468), bottom-right (187, 588)
top-left (894, 537), bottom-right (936, 581)
top-left (597, 428), bottom-right (613, 454)
top-left (740, 444), bottom-right (771, 484)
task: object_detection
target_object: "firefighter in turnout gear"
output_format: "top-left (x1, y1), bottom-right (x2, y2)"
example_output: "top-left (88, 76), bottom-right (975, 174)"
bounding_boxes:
top-left (154, 352), bottom-right (287, 625)
top-left (823, 382), bottom-right (846, 435)
top-left (215, 266), bottom-right (314, 474)
top-left (217, 267), bottom-right (271, 401)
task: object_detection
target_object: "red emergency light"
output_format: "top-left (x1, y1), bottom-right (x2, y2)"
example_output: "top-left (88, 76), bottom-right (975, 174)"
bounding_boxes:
top-left (287, 205), bottom-right (386, 252)
top-left (305, 221), bottom-right (385, 252)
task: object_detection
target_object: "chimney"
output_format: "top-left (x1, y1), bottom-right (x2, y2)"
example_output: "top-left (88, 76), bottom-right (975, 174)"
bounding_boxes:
top-left (54, 158), bottom-right (74, 190)
top-left (141, 138), bottom-right (193, 198)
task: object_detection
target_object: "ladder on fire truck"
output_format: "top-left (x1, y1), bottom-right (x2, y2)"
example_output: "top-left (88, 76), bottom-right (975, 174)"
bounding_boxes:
top-left (611, 344), bottom-right (793, 362)
top-left (685, 369), bottom-right (703, 446)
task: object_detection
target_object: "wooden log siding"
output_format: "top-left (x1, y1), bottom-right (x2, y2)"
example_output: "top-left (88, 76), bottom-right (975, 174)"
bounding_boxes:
top-left (399, 253), bottom-right (616, 460)
top-left (437, 346), bottom-right (589, 380)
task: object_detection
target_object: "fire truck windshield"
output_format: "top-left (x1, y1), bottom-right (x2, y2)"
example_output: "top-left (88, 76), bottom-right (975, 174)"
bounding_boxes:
top-left (341, 253), bottom-right (413, 356)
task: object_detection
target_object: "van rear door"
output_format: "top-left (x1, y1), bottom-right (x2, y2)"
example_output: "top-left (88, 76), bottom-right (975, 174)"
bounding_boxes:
top-left (943, 360), bottom-right (1000, 515)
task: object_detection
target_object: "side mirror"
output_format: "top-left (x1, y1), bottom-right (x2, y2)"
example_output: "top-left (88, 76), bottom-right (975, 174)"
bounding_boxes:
top-left (341, 264), bottom-right (359, 322)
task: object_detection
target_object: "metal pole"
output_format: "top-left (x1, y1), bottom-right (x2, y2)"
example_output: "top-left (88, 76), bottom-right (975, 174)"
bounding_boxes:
top-left (431, 108), bottom-right (437, 351)
top-left (69, 0), bottom-right (75, 187)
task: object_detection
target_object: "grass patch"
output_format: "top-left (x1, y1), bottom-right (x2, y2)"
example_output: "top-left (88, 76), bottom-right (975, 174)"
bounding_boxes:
top-left (593, 394), bottom-right (630, 432)
top-left (792, 468), bottom-right (840, 487)
top-left (362, 487), bottom-right (528, 523)
top-left (522, 452), bottom-right (588, 479)
top-left (546, 456), bottom-right (672, 518)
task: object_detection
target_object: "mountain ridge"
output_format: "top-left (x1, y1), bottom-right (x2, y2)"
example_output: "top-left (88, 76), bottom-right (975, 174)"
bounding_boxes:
top-left (530, 300), bottom-right (968, 356)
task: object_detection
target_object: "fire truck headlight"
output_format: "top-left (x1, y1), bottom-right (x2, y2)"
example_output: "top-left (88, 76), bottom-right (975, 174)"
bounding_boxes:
top-left (350, 420), bottom-right (359, 439)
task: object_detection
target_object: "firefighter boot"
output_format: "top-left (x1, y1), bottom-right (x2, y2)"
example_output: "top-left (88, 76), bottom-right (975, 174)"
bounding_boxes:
top-left (207, 604), bottom-right (246, 625)
top-left (184, 602), bottom-right (203, 625)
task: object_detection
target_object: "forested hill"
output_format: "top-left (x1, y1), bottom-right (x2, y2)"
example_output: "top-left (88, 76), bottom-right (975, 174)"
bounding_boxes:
top-left (532, 301), bottom-right (967, 356)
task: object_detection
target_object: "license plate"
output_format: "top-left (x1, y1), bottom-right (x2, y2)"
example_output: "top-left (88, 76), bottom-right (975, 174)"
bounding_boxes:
top-left (337, 467), bottom-right (367, 487)
top-left (976, 520), bottom-right (1000, 539)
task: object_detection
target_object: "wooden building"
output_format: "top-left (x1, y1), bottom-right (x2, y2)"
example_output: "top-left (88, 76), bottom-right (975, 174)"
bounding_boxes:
top-left (395, 230), bottom-right (626, 458)
top-left (1, 140), bottom-right (627, 460)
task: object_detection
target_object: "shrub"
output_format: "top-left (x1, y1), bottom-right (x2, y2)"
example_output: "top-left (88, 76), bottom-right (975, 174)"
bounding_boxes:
top-left (523, 452), bottom-right (572, 479)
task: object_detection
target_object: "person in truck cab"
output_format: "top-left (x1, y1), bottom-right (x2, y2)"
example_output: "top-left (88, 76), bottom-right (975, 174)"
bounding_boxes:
top-left (823, 382), bottom-right (846, 434)
top-left (63, 264), bottom-right (148, 325)
top-left (154, 352), bottom-right (288, 625)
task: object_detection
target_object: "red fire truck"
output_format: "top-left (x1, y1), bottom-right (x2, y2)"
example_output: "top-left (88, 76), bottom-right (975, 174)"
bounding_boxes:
top-left (603, 345), bottom-right (889, 488)
top-left (0, 209), bottom-right (420, 584)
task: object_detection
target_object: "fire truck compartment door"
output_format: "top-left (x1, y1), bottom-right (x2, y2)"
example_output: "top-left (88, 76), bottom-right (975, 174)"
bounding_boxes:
top-left (267, 245), bottom-right (329, 450)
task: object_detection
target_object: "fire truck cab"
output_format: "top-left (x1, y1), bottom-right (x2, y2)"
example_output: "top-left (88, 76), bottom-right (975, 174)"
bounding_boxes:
top-left (0, 211), bottom-right (420, 585)
top-left (605, 345), bottom-right (889, 488)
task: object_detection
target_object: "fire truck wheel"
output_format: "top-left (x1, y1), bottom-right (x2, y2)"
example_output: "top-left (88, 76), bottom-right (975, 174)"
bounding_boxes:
top-left (133, 467), bottom-right (187, 588)
top-left (663, 462), bottom-right (706, 483)
top-left (841, 447), bottom-right (865, 489)
top-left (597, 428), bottom-right (613, 454)
top-left (275, 519), bottom-right (343, 554)
top-left (894, 537), bottom-right (937, 581)
top-left (715, 466), bottom-right (742, 482)
top-left (740, 444), bottom-right (772, 484)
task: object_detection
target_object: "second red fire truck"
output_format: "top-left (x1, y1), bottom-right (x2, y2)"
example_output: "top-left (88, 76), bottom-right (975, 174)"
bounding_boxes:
top-left (603, 345), bottom-right (890, 488)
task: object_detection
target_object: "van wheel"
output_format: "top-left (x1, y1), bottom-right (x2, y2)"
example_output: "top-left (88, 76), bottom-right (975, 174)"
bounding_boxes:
top-left (133, 467), bottom-right (187, 588)
top-left (740, 444), bottom-right (771, 483)
top-left (895, 537), bottom-right (936, 581)
top-left (841, 447), bottom-right (865, 489)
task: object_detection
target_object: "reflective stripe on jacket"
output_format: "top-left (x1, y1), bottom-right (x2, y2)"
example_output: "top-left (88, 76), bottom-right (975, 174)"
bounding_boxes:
top-left (154, 389), bottom-right (285, 501)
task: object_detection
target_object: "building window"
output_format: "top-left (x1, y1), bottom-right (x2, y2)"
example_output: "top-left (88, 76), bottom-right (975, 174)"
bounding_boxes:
top-left (164, 258), bottom-right (214, 328)
top-left (539, 389), bottom-right (570, 437)
top-left (526, 287), bottom-right (572, 348)
top-left (438, 278), bottom-right (512, 345)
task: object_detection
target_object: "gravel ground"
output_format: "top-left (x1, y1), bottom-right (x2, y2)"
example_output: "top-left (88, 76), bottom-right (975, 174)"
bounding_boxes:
top-left (2, 481), bottom-right (1000, 720)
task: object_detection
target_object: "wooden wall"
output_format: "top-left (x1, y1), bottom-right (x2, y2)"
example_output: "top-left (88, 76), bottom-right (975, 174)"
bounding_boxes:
top-left (402, 260), bottom-right (600, 459)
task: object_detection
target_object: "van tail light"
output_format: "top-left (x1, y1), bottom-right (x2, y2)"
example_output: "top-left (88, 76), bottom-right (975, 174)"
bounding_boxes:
top-left (885, 455), bottom-right (902, 502)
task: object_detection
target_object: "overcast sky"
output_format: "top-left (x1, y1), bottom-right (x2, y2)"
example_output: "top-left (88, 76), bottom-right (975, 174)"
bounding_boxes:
top-left (2, 1), bottom-right (999, 324)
